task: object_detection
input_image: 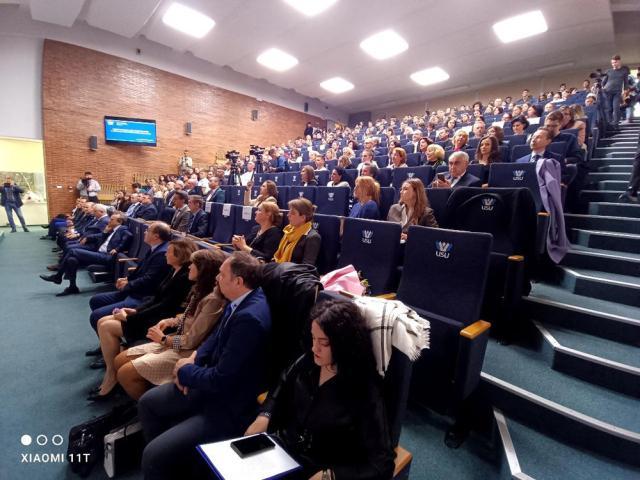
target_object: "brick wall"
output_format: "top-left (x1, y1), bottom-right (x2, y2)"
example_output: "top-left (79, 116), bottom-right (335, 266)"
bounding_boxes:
top-left (42, 40), bottom-right (325, 215)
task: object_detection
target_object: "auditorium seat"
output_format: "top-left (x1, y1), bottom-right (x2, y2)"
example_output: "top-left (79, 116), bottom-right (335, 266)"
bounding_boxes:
top-left (375, 155), bottom-right (389, 168)
top-left (315, 170), bottom-right (330, 185)
top-left (315, 186), bottom-right (349, 216)
top-left (210, 203), bottom-right (235, 244)
top-left (233, 205), bottom-right (257, 237)
top-left (285, 186), bottom-right (316, 206)
top-left (406, 153), bottom-right (421, 167)
top-left (379, 187), bottom-right (396, 219)
top-left (391, 166), bottom-right (435, 200)
top-left (425, 187), bottom-right (452, 225)
top-left (159, 206), bottom-right (175, 224)
top-left (488, 163), bottom-right (543, 211)
top-left (311, 213), bottom-right (341, 274)
top-left (376, 167), bottom-right (393, 187)
top-left (338, 218), bottom-right (402, 295)
top-left (283, 171), bottom-right (301, 186)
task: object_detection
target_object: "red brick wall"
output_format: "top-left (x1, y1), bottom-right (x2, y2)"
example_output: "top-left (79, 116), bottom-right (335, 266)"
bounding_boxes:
top-left (42, 40), bottom-right (325, 214)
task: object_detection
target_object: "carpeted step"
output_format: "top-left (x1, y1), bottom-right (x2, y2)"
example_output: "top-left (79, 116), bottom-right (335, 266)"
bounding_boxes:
top-left (564, 213), bottom-right (640, 234)
top-left (587, 172), bottom-right (632, 182)
top-left (597, 165), bottom-right (633, 173)
top-left (598, 139), bottom-right (639, 148)
top-left (588, 202), bottom-right (640, 218)
top-left (602, 134), bottom-right (640, 141)
top-left (495, 411), bottom-right (640, 480)
top-left (571, 228), bottom-right (640, 254)
top-left (524, 282), bottom-right (640, 344)
top-left (594, 149), bottom-right (637, 159)
top-left (553, 266), bottom-right (640, 308)
top-left (590, 158), bottom-right (635, 169)
top-left (481, 339), bottom-right (640, 466)
top-left (561, 245), bottom-right (640, 277)
top-left (579, 190), bottom-right (627, 203)
top-left (595, 180), bottom-right (630, 191)
top-left (533, 321), bottom-right (640, 397)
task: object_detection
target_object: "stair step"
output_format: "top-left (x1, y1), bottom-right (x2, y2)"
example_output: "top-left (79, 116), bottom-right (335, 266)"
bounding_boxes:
top-left (597, 165), bottom-right (633, 173)
top-left (481, 340), bottom-right (640, 466)
top-left (588, 172), bottom-right (632, 182)
top-left (572, 228), bottom-right (640, 254)
top-left (596, 180), bottom-right (631, 191)
top-left (554, 266), bottom-right (640, 308)
top-left (588, 202), bottom-right (640, 218)
top-left (590, 158), bottom-right (635, 169)
top-left (534, 321), bottom-right (640, 397)
top-left (561, 246), bottom-right (640, 277)
top-left (602, 134), bottom-right (640, 140)
top-left (564, 213), bottom-right (640, 234)
top-left (495, 411), bottom-right (640, 480)
top-left (579, 190), bottom-right (626, 203)
top-left (524, 282), bottom-right (640, 344)
top-left (594, 149), bottom-right (638, 158)
top-left (598, 140), bottom-right (639, 148)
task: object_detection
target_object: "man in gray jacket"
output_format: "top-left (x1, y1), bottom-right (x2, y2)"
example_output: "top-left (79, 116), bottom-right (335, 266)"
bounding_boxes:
top-left (602, 55), bottom-right (630, 129)
top-left (170, 191), bottom-right (191, 232)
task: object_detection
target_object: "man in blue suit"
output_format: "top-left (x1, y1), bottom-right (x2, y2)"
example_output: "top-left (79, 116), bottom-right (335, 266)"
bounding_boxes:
top-left (202, 176), bottom-right (225, 204)
top-left (431, 151), bottom-right (483, 189)
top-left (59, 203), bottom-right (110, 253)
top-left (133, 192), bottom-right (158, 220)
top-left (86, 221), bottom-right (172, 334)
top-left (40, 213), bottom-right (132, 296)
top-left (186, 195), bottom-right (209, 237)
top-left (1, 176), bottom-right (29, 232)
top-left (138, 252), bottom-right (271, 480)
top-left (515, 128), bottom-right (563, 165)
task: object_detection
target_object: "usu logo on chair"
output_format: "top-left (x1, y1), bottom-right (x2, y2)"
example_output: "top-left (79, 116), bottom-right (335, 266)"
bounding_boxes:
top-left (407, 172), bottom-right (415, 178)
top-left (435, 241), bottom-right (453, 259)
top-left (361, 230), bottom-right (374, 244)
top-left (328, 192), bottom-right (335, 201)
top-left (481, 197), bottom-right (496, 211)
top-left (512, 170), bottom-right (525, 181)
top-left (312, 222), bottom-right (319, 230)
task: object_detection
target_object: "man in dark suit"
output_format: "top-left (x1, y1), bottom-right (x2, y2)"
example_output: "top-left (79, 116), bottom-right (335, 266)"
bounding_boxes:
top-left (404, 131), bottom-right (422, 154)
top-left (431, 151), bottom-right (482, 189)
top-left (1, 176), bottom-right (28, 232)
top-left (515, 128), bottom-right (563, 165)
top-left (170, 191), bottom-right (190, 232)
top-left (138, 252), bottom-right (271, 479)
top-left (60, 203), bottom-right (110, 253)
top-left (202, 176), bottom-right (225, 203)
top-left (185, 179), bottom-right (204, 197)
top-left (187, 195), bottom-right (208, 237)
top-left (40, 213), bottom-right (131, 296)
top-left (133, 192), bottom-right (158, 220)
top-left (86, 221), bottom-right (172, 333)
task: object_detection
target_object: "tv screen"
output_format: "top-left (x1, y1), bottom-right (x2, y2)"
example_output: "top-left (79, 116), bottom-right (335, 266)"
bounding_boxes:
top-left (104, 116), bottom-right (157, 146)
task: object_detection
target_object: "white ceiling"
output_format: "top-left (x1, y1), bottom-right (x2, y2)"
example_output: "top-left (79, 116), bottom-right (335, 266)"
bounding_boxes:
top-left (1, 0), bottom-right (624, 113)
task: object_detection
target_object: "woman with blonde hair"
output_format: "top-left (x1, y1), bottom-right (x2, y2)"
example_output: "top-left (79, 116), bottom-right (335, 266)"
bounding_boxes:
top-left (349, 176), bottom-right (380, 219)
top-left (423, 143), bottom-right (445, 167)
top-left (244, 180), bottom-right (278, 207)
top-left (232, 201), bottom-right (283, 261)
top-left (387, 178), bottom-right (438, 241)
top-left (114, 248), bottom-right (226, 400)
top-left (273, 198), bottom-right (321, 266)
top-left (449, 130), bottom-right (469, 152)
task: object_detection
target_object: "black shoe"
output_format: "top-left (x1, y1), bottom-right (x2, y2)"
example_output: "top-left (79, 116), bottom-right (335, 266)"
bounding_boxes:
top-left (10, 229), bottom-right (17, 233)
top-left (39, 274), bottom-right (62, 285)
top-left (89, 358), bottom-right (106, 369)
top-left (87, 384), bottom-right (122, 402)
top-left (40, 235), bottom-right (52, 240)
top-left (85, 346), bottom-right (102, 357)
top-left (618, 192), bottom-right (639, 203)
top-left (56, 286), bottom-right (80, 297)
top-left (23, 227), bottom-right (29, 232)
top-left (51, 247), bottom-right (61, 252)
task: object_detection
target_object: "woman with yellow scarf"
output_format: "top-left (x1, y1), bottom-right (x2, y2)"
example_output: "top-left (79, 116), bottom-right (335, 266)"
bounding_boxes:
top-left (273, 198), bottom-right (322, 265)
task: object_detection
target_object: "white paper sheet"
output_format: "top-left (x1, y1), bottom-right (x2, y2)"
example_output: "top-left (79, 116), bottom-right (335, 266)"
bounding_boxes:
top-left (242, 206), bottom-right (253, 221)
top-left (197, 435), bottom-right (300, 480)
top-left (222, 203), bottom-right (232, 217)
top-left (205, 202), bottom-right (213, 213)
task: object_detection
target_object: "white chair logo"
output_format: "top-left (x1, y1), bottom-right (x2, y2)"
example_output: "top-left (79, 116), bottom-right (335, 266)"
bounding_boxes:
top-left (435, 241), bottom-right (452, 259)
top-left (274, 176), bottom-right (279, 182)
top-left (362, 229), bottom-right (374, 244)
top-left (407, 172), bottom-right (415, 178)
top-left (481, 197), bottom-right (496, 211)
top-left (312, 222), bottom-right (319, 230)
top-left (328, 192), bottom-right (335, 201)
top-left (298, 191), bottom-right (304, 198)
top-left (513, 170), bottom-right (525, 181)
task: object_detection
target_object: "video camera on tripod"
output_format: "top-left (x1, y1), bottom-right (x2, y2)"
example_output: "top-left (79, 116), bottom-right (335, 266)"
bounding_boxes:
top-left (249, 145), bottom-right (269, 173)
top-left (225, 150), bottom-right (242, 185)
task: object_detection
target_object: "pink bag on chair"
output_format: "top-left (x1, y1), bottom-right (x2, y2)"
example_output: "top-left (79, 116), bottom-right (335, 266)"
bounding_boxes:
top-left (320, 264), bottom-right (366, 296)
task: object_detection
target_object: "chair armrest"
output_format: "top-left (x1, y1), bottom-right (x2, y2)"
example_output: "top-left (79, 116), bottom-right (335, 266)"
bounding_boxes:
top-left (536, 212), bottom-right (550, 256)
top-left (127, 267), bottom-right (137, 272)
top-left (377, 293), bottom-right (398, 300)
top-left (454, 320), bottom-right (492, 402)
top-left (257, 392), bottom-right (268, 405)
top-left (394, 446), bottom-right (412, 478)
top-left (118, 257), bottom-right (139, 263)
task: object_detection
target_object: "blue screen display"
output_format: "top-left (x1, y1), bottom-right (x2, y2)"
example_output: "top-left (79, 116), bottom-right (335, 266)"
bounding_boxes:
top-left (104, 117), bottom-right (157, 146)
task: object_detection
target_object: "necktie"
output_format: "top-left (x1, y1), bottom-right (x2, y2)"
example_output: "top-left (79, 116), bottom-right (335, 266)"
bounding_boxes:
top-left (532, 154), bottom-right (541, 163)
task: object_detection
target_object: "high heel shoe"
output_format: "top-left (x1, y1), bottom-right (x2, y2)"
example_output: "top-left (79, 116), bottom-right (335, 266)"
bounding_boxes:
top-left (87, 384), bottom-right (123, 402)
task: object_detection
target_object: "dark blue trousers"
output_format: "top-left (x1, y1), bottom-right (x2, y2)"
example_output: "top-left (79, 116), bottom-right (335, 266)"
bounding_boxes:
top-left (88, 290), bottom-right (144, 333)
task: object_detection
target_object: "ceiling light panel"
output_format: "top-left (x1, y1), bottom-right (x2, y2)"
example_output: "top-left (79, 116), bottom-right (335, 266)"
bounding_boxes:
top-left (257, 48), bottom-right (299, 72)
top-left (493, 10), bottom-right (548, 43)
top-left (162, 3), bottom-right (215, 39)
top-left (360, 29), bottom-right (408, 60)
top-left (320, 77), bottom-right (354, 94)
top-left (283, 0), bottom-right (338, 17)
top-left (410, 67), bottom-right (450, 86)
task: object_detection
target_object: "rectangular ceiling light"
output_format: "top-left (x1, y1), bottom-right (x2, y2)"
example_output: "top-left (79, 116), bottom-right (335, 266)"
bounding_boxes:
top-left (410, 67), bottom-right (450, 86)
top-left (320, 77), bottom-right (354, 94)
top-left (257, 48), bottom-right (299, 72)
top-left (283, 0), bottom-right (338, 17)
top-left (162, 3), bottom-right (215, 38)
top-left (360, 29), bottom-right (408, 60)
top-left (493, 10), bottom-right (548, 43)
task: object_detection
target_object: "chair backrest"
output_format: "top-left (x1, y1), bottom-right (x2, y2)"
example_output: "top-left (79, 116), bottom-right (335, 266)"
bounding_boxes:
top-left (211, 203), bottom-right (235, 243)
top-left (315, 170), bottom-right (330, 186)
top-left (391, 166), bottom-right (435, 196)
top-left (159, 206), bottom-right (175, 224)
top-left (233, 205), bottom-right (257, 237)
top-left (225, 186), bottom-right (245, 205)
top-left (406, 152), bottom-right (421, 166)
top-left (153, 198), bottom-right (165, 215)
top-left (311, 213), bottom-right (341, 274)
top-left (338, 218), bottom-right (402, 295)
top-left (283, 171), bottom-right (300, 186)
top-left (253, 172), bottom-right (267, 185)
top-left (379, 187), bottom-right (396, 219)
top-left (466, 164), bottom-right (488, 183)
top-left (376, 167), bottom-right (393, 187)
top-left (426, 187), bottom-right (452, 225)
top-left (487, 163), bottom-right (542, 211)
top-left (285, 186), bottom-right (316, 205)
top-left (397, 226), bottom-right (492, 325)
top-left (375, 155), bottom-right (389, 168)
top-left (343, 169), bottom-right (358, 186)
top-left (264, 172), bottom-right (285, 186)
top-left (315, 187), bottom-right (350, 216)
top-left (511, 144), bottom-right (532, 161)
top-left (549, 141), bottom-right (567, 158)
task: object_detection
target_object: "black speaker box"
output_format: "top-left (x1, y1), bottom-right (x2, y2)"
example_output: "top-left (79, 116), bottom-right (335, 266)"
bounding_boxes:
top-left (185, 122), bottom-right (192, 135)
top-left (89, 135), bottom-right (98, 150)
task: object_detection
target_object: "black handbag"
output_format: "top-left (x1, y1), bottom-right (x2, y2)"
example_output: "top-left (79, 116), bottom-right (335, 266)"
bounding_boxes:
top-left (66, 401), bottom-right (137, 477)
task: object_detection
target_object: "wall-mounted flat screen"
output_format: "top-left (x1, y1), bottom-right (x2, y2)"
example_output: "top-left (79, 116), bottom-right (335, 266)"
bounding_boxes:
top-left (104, 116), bottom-right (157, 146)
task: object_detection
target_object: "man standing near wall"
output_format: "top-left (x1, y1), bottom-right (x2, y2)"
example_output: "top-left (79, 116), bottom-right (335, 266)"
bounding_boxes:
top-left (76, 171), bottom-right (101, 202)
top-left (1, 176), bottom-right (29, 232)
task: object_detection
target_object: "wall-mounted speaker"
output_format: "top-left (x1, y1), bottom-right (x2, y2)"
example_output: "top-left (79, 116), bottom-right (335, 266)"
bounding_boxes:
top-left (89, 135), bottom-right (98, 150)
top-left (304, 102), bottom-right (309, 112)
top-left (251, 110), bottom-right (258, 121)
top-left (185, 122), bottom-right (192, 135)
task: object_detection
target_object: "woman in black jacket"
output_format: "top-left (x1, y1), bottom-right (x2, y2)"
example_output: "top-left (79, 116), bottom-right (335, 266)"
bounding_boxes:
top-left (231, 201), bottom-right (283, 261)
top-left (244, 300), bottom-right (395, 480)
top-left (88, 238), bottom-right (197, 401)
